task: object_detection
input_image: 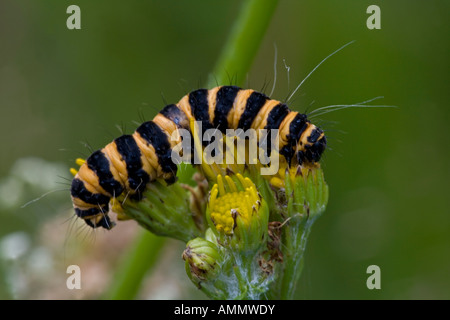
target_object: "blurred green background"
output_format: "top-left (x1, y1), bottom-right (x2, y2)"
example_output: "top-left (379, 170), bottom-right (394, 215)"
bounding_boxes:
top-left (0, 0), bottom-right (448, 299)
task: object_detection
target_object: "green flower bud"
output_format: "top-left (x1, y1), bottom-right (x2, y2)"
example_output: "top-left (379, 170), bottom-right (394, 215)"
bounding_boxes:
top-left (117, 179), bottom-right (204, 242)
top-left (283, 165), bottom-right (328, 221)
top-left (182, 237), bottom-right (222, 286)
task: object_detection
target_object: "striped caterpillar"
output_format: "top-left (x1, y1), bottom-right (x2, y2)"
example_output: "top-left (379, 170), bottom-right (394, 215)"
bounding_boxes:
top-left (70, 86), bottom-right (326, 229)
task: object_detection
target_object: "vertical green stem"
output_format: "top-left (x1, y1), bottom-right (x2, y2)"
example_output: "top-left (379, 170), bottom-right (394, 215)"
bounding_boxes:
top-left (279, 218), bottom-right (312, 299)
top-left (107, 231), bottom-right (165, 300)
top-left (208, 0), bottom-right (279, 88)
top-left (276, 169), bottom-right (328, 299)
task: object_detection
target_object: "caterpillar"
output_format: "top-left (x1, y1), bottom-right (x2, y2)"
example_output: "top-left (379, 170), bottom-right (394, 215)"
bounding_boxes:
top-left (70, 86), bottom-right (326, 229)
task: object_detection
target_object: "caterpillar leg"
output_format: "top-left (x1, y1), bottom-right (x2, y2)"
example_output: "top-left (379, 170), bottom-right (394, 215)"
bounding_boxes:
top-left (84, 214), bottom-right (115, 230)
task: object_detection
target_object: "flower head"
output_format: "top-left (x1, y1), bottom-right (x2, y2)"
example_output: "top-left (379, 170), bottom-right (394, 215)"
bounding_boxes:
top-left (119, 179), bottom-right (204, 242)
top-left (207, 173), bottom-right (269, 251)
top-left (182, 237), bottom-right (222, 285)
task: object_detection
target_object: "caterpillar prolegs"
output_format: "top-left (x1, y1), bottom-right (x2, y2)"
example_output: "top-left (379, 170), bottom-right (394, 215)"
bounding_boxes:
top-left (70, 86), bottom-right (326, 229)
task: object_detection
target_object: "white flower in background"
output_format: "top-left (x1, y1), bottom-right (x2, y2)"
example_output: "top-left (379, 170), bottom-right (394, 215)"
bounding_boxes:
top-left (0, 231), bottom-right (30, 261)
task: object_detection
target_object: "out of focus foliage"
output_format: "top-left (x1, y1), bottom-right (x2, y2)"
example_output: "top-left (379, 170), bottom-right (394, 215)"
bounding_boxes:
top-left (0, 1), bottom-right (448, 299)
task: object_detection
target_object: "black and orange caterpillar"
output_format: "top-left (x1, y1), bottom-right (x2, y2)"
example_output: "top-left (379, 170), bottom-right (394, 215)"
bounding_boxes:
top-left (70, 86), bottom-right (326, 229)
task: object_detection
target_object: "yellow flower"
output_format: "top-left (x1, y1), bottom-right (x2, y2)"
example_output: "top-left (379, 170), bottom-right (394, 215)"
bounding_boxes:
top-left (206, 173), bottom-right (269, 251)
top-left (69, 158), bottom-right (86, 176)
top-left (265, 156), bottom-right (321, 189)
top-left (209, 174), bottom-right (260, 234)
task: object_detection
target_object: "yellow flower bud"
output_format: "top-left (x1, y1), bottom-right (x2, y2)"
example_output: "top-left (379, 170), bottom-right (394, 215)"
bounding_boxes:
top-left (206, 173), bottom-right (269, 251)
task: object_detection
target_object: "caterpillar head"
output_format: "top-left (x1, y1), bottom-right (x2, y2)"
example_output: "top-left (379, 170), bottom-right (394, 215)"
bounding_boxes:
top-left (297, 126), bottom-right (327, 165)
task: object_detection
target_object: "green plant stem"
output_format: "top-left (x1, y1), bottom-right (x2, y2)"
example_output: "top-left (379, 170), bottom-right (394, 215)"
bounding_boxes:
top-left (107, 231), bottom-right (165, 300)
top-left (277, 169), bottom-right (328, 299)
top-left (279, 218), bottom-right (311, 299)
top-left (208, 0), bottom-right (279, 88)
top-left (107, 0), bottom-right (278, 300)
